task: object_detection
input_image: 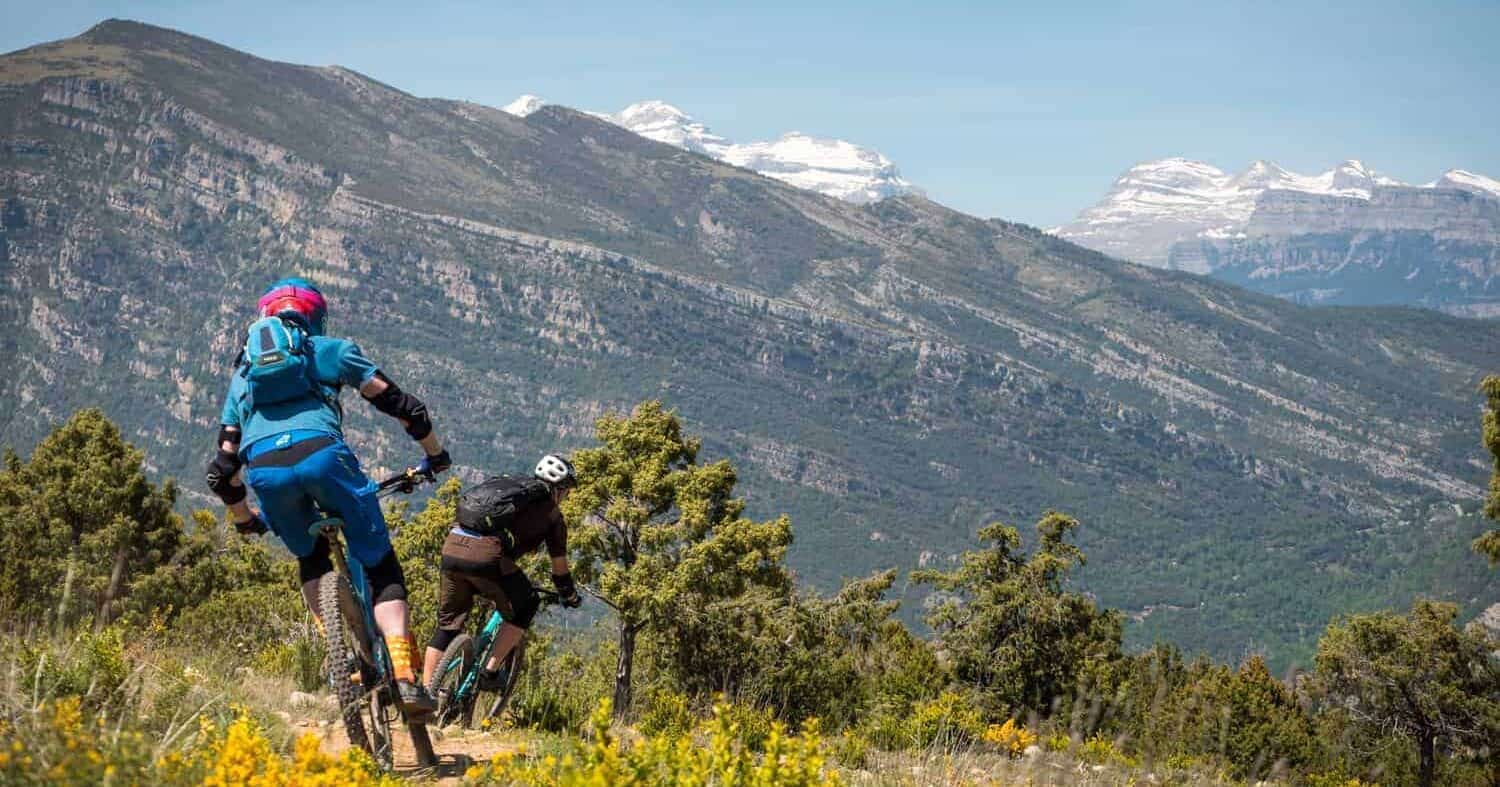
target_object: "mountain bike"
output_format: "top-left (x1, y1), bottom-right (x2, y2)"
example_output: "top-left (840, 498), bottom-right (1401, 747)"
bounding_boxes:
top-left (313, 468), bottom-right (438, 770)
top-left (427, 587), bottom-right (558, 729)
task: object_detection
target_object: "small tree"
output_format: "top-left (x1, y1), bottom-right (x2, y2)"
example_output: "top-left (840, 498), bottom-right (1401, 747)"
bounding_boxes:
top-left (126, 509), bottom-right (281, 601)
top-left (914, 511), bottom-right (1123, 718)
top-left (1478, 376), bottom-right (1500, 564)
top-left (656, 569), bottom-right (930, 728)
top-left (1314, 599), bottom-right (1500, 787)
top-left (564, 401), bottom-right (792, 717)
top-left (0, 409), bottom-right (182, 627)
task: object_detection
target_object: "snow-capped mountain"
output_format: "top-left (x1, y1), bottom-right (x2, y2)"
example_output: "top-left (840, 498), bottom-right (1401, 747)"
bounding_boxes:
top-left (1054, 158), bottom-right (1500, 268)
top-left (501, 94), bottom-right (546, 117)
top-left (1053, 158), bottom-right (1500, 315)
top-left (1051, 158), bottom-right (1426, 267)
top-left (608, 100), bottom-right (732, 157)
top-left (502, 95), bottom-right (916, 204)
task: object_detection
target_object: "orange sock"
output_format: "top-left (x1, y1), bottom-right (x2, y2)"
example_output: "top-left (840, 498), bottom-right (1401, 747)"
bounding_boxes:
top-left (407, 634), bottom-right (422, 679)
top-left (387, 635), bottom-right (418, 683)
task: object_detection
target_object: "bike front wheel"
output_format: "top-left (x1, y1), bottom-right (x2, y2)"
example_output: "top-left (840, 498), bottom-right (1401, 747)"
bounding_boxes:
top-left (317, 572), bottom-right (393, 770)
top-left (430, 633), bottom-right (477, 729)
top-left (480, 639), bottom-right (527, 725)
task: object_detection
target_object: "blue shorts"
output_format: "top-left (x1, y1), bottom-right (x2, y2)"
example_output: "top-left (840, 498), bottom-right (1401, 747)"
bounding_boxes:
top-left (244, 436), bottom-right (392, 567)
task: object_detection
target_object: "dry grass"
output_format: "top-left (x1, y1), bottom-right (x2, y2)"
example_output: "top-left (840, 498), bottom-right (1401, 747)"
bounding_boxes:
top-left (840, 744), bottom-right (1238, 786)
top-left (0, 41), bottom-right (139, 83)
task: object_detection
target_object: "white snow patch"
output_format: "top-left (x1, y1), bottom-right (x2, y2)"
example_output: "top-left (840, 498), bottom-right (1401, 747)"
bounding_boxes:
top-left (1433, 169), bottom-right (1500, 198)
top-left (497, 94), bottom-right (917, 204)
top-left (501, 94), bottom-right (546, 117)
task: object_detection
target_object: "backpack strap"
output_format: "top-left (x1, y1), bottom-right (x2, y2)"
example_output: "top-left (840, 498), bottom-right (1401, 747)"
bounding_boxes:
top-left (295, 333), bottom-right (343, 417)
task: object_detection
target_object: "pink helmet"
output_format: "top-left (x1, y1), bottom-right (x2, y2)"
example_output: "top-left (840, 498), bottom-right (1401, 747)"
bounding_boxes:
top-left (258, 277), bottom-right (327, 334)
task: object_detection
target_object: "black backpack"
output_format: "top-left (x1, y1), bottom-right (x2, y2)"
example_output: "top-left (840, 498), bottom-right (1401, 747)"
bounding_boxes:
top-left (456, 475), bottom-right (551, 535)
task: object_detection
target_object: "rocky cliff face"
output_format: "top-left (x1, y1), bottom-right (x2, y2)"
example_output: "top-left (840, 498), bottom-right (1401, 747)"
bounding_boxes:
top-left (2, 21), bottom-right (1497, 663)
top-left (1173, 187), bottom-right (1500, 313)
top-left (1242, 186), bottom-right (1500, 239)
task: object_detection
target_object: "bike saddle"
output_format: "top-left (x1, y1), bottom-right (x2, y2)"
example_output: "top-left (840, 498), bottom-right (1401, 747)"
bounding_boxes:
top-left (307, 516), bottom-right (345, 536)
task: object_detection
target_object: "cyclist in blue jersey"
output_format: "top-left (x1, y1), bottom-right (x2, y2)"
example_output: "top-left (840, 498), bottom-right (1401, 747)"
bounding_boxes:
top-left (205, 277), bottom-right (449, 715)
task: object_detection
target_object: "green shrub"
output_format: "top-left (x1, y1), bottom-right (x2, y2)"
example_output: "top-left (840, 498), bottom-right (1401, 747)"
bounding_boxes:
top-left (17, 628), bottom-right (130, 711)
top-left (468, 699), bottom-right (841, 786)
top-left (914, 514), bottom-right (1124, 719)
top-left (140, 655), bottom-right (193, 734)
top-left (855, 705), bottom-right (911, 751)
top-left (169, 584), bottom-right (304, 661)
top-left (251, 637), bottom-right (324, 692)
top-left (636, 688), bottom-right (693, 739)
top-left (716, 699), bottom-right (776, 752)
top-left (506, 631), bottom-right (616, 734)
top-left (1078, 734), bottom-right (1139, 768)
top-left (507, 691), bottom-right (574, 734)
top-left (906, 690), bottom-right (983, 749)
top-left (829, 729), bottom-right (870, 769)
top-left (1305, 772), bottom-right (1380, 787)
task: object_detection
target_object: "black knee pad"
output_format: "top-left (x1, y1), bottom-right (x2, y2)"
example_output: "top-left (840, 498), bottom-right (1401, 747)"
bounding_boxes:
top-left (367, 549), bottom-right (408, 605)
top-left (298, 537), bottom-right (334, 589)
top-left (429, 627), bottom-right (460, 652)
top-left (499, 570), bottom-right (539, 629)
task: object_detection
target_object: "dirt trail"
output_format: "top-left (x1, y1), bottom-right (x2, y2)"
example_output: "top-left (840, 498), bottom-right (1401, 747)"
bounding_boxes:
top-left (298, 715), bottom-right (521, 783)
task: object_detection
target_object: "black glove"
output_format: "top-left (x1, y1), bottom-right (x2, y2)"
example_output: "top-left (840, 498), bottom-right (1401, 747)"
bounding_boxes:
top-left (552, 572), bottom-right (582, 608)
top-left (233, 514), bottom-right (268, 536)
top-left (416, 449), bottom-right (451, 478)
top-left (205, 450), bottom-right (246, 504)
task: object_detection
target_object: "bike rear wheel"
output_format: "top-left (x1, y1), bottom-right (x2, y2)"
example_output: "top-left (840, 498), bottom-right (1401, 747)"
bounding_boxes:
top-left (430, 633), bottom-right (476, 728)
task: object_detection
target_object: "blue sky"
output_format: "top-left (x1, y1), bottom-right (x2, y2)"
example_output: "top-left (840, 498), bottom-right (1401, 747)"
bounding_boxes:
top-left (5, 0), bottom-right (1498, 227)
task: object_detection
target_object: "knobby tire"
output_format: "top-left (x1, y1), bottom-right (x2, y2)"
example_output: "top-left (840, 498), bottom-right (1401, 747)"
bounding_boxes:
top-left (430, 633), bottom-right (476, 729)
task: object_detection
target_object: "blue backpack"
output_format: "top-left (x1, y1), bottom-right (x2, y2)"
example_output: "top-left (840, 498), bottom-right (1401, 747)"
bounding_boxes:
top-left (237, 314), bottom-right (326, 411)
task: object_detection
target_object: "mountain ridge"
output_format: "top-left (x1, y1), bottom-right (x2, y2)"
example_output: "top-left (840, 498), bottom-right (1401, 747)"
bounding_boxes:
top-left (2, 19), bottom-right (1497, 665)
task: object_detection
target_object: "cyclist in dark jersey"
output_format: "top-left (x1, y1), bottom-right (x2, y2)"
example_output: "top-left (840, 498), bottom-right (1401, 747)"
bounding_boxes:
top-left (422, 455), bottom-right (582, 689)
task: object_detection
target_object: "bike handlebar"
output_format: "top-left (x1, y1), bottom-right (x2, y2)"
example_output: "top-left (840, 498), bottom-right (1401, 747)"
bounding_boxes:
top-left (376, 467), bottom-right (438, 497)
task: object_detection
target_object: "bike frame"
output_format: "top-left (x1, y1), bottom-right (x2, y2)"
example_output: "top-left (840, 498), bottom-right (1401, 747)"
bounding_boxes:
top-left (445, 607), bottom-right (507, 707)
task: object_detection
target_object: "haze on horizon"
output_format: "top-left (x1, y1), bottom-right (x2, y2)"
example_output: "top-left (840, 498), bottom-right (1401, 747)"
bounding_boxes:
top-left (3, 0), bottom-right (1497, 228)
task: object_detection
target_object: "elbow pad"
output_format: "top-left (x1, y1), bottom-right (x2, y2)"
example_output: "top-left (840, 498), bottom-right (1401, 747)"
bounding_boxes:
top-left (206, 450), bottom-right (246, 504)
top-left (365, 376), bottom-right (433, 441)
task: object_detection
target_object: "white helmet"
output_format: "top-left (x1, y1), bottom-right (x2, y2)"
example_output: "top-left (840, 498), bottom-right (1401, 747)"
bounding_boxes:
top-left (534, 454), bottom-right (576, 486)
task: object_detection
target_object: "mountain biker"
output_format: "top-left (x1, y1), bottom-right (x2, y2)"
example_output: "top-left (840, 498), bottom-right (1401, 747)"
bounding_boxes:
top-left (204, 277), bottom-right (450, 716)
top-left (422, 455), bottom-right (583, 691)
